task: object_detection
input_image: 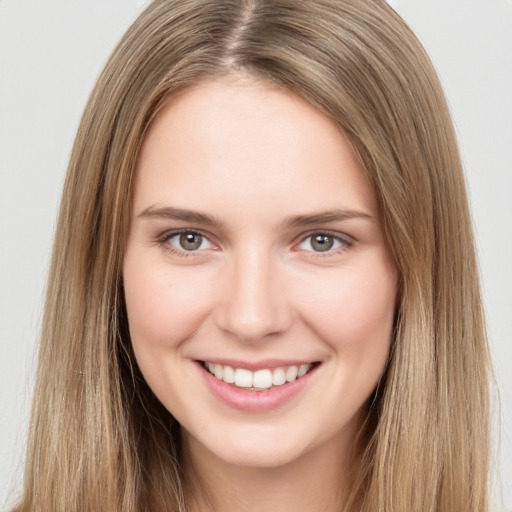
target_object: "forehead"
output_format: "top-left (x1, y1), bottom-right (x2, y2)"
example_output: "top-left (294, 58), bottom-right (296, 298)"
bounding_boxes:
top-left (133, 78), bottom-right (376, 221)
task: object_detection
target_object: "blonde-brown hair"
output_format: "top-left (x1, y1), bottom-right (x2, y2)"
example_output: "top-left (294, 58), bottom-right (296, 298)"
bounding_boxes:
top-left (14, 0), bottom-right (490, 510)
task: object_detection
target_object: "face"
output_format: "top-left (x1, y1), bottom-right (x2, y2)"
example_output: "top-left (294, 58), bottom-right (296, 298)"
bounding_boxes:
top-left (123, 78), bottom-right (397, 470)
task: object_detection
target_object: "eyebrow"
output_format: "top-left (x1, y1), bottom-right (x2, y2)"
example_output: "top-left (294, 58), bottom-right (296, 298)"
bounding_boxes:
top-left (285, 209), bottom-right (376, 227)
top-left (138, 206), bottom-right (223, 227)
top-left (138, 206), bottom-right (375, 228)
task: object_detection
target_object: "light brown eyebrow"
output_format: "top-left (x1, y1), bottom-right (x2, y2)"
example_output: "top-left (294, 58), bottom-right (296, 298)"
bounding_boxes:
top-left (285, 209), bottom-right (376, 227)
top-left (138, 206), bottom-right (223, 227)
top-left (138, 206), bottom-right (375, 228)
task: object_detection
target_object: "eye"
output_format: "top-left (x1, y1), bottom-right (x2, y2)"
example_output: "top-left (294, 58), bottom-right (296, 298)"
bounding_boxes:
top-left (165, 231), bottom-right (215, 252)
top-left (297, 233), bottom-right (345, 253)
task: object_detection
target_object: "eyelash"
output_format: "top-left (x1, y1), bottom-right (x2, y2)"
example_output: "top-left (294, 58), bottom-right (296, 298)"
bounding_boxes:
top-left (156, 229), bottom-right (216, 257)
top-left (295, 230), bottom-right (353, 257)
top-left (156, 229), bottom-right (353, 258)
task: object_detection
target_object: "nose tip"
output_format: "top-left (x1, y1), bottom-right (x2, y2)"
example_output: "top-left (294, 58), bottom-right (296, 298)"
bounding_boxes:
top-left (214, 257), bottom-right (291, 343)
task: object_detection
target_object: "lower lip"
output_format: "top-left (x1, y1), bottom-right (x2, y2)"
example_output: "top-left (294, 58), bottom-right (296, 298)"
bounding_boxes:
top-left (197, 362), bottom-right (318, 412)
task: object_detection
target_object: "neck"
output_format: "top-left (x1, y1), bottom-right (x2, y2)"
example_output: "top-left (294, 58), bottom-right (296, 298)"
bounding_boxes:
top-left (182, 427), bottom-right (362, 512)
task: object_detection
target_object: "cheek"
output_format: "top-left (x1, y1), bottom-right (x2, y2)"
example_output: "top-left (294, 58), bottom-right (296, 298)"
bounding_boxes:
top-left (294, 261), bottom-right (397, 355)
top-left (123, 258), bottom-right (216, 351)
top-left (123, 257), bottom-right (219, 411)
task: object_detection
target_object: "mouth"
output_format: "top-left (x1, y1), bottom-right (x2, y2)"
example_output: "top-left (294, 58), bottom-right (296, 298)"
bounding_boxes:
top-left (200, 361), bottom-right (318, 391)
top-left (197, 359), bottom-right (321, 412)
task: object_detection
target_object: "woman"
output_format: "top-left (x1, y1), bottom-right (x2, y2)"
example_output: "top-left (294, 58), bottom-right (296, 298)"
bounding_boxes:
top-left (13, 0), bottom-right (491, 510)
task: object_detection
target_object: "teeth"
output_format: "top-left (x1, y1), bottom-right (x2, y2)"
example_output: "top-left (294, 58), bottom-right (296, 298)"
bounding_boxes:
top-left (223, 365), bottom-right (235, 384)
top-left (253, 369), bottom-right (273, 389)
top-left (214, 364), bottom-right (223, 379)
top-left (298, 364), bottom-right (310, 377)
top-left (285, 365), bottom-right (298, 382)
top-left (205, 362), bottom-right (313, 389)
top-left (272, 367), bottom-right (286, 386)
top-left (234, 368), bottom-right (253, 388)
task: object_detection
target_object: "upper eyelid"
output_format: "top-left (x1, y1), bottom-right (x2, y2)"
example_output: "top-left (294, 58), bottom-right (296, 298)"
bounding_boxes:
top-left (295, 229), bottom-right (354, 244)
top-left (156, 228), bottom-right (353, 250)
top-left (156, 229), bottom-right (219, 254)
top-left (292, 231), bottom-right (354, 258)
top-left (158, 228), bottom-right (215, 242)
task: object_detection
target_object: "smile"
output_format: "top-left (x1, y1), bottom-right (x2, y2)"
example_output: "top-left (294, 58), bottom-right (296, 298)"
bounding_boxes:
top-left (197, 359), bottom-right (321, 412)
top-left (203, 362), bottom-right (314, 391)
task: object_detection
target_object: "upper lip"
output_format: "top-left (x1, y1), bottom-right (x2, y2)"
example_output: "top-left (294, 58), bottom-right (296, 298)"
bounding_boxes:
top-left (197, 358), bottom-right (319, 371)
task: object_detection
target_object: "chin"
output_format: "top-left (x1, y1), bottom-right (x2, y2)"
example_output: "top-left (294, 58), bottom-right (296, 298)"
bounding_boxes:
top-left (183, 421), bottom-right (326, 471)
top-left (220, 442), bottom-right (304, 469)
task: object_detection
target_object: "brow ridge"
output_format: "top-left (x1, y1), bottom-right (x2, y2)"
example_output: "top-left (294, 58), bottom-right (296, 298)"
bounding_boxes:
top-left (138, 206), bottom-right (375, 228)
top-left (285, 209), bottom-right (376, 227)
top-left (138, 206), bottom-right (222, 227)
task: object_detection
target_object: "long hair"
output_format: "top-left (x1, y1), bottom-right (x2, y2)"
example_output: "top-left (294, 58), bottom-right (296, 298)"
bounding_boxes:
top-left (14, 0), bottom-right (490, 510)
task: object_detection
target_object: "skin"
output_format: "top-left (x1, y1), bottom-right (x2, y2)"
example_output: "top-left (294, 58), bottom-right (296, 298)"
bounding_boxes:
top-left (123, 77), bottom-right (398, 512)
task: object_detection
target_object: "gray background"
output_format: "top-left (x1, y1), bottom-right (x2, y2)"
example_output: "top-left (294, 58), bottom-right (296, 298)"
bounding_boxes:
top-left (1, 0), bottom-right (510, 509)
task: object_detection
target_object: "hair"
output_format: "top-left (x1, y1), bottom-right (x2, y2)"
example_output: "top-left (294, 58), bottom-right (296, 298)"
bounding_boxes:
top-left (13, 0), bottom-right (490, 511)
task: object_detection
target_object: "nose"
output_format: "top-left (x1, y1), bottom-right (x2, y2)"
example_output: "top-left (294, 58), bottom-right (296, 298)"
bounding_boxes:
top-left (214, 248), bottom-right (292, 343)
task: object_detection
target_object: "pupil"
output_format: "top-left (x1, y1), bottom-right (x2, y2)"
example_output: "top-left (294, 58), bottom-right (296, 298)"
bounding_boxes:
top-left (312, 234), bottom-right (333, 252)
top-left (180, 232), bottom-right (202, 250)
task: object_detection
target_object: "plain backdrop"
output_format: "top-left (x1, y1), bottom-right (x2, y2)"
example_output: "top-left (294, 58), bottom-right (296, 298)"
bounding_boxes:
top-left (1, 0), bottom-right (511, 510)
